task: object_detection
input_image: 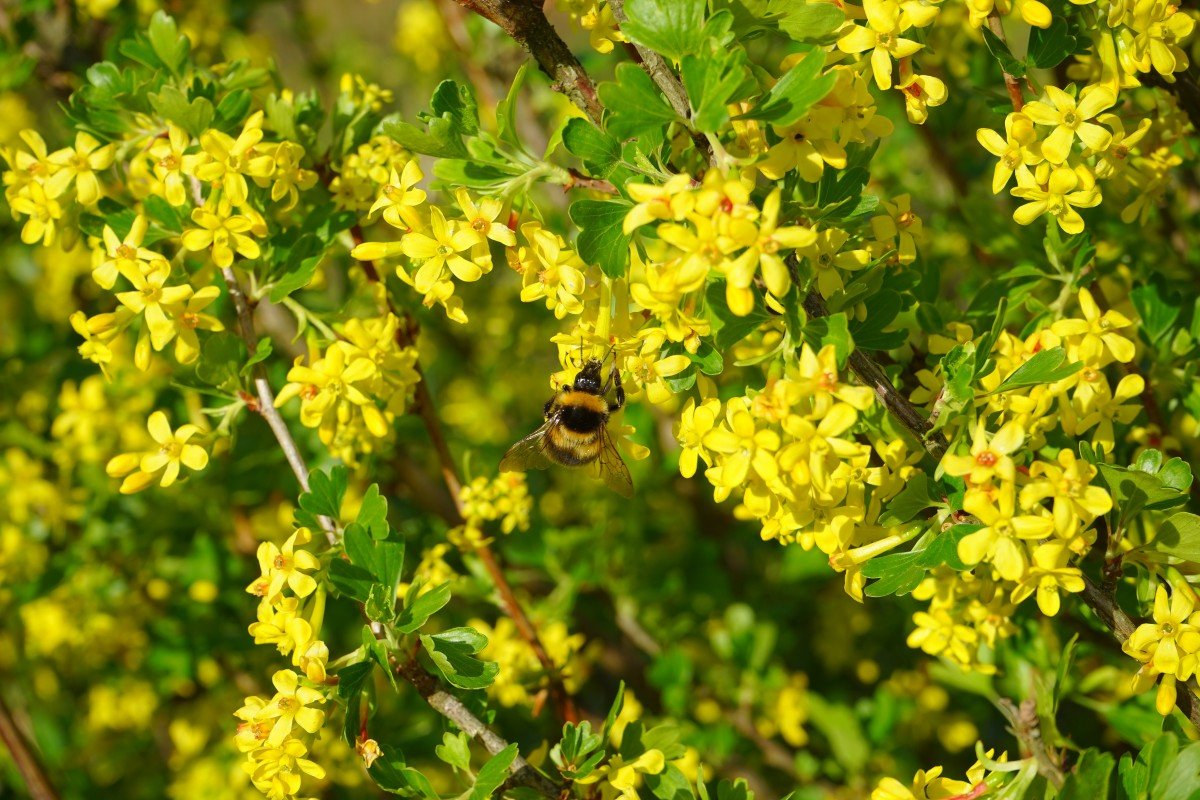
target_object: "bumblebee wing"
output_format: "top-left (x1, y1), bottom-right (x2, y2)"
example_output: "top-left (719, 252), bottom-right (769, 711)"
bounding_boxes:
top-left (500, 420), bottom-right (556, 473)
top-left (595, 427), bottom-right (634, 498)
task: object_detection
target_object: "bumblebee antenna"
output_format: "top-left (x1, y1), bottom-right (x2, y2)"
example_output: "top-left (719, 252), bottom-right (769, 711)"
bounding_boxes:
top-left (602, 340), bottom-right (617, 364)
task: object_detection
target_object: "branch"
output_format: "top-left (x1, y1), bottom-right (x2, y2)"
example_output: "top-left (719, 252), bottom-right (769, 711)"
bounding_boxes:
top-left (607, 0), bottom-right (716, 166)
top-left (987, 12), bottom-right (1025, 111)
top-left (220, 266), bottom-right (338, 546)
top-left (352, 227), bottom-right (580, 725)
top-left (0, 695), bottom-right (57, 800)
top-left (799, 289), bottom-right (949, 460)
top-left (456, 0), bottom-right (602, 124)
top-left (396, 659), bottom-right (564, 797)
top-left (219, 265), bottom-right (564, 794)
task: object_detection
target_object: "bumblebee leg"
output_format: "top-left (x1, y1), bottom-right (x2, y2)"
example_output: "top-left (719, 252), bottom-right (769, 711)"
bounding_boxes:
top-left (608, 364), bottom-right (625, 413)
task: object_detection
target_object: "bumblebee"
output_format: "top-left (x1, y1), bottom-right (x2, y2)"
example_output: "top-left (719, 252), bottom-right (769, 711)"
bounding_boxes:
top-left (499, 351), bottom-right (633, 497)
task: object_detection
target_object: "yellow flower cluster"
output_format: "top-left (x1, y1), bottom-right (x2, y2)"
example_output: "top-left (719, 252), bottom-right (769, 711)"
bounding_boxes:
top-left (556, 0), bottom-right (625, 54)
top-left (470, 617), bottom-right (590, 708)
top-left (451, 471), bottom-right (532, 546)
top-left (275, 313), bottom-right (420, 464)
top-left (330, 132), bottom-right (410, 212)
top-left (675, 344), bottom-right (922, 582)
top-left (871, 747), bottom-right (1009, 800)
top-left (625, 173), bottom-right (819, 317)
top-left (837, 0), bottom-right (945, 120)
top-left (352, 165), bottom-right (514, 323)
top-left (106, 410), bottom-right (210, 493)
top-left (238, 526), bottom-right (330, 800)
top-left (902, 290), bottom-right (1136, 670)
top-left (1124, 584), bottom-right (1200, 716)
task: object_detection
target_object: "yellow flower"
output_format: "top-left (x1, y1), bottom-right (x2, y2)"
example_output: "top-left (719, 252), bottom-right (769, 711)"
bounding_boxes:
top-left (248, 597), bottom-right (302, 652)
top-left (46, 131), bottom-right (115, 205)
top-left (1020, 449), bottom-right (1111, 538)
top-left (958, 487), bottom-right (1053, 581)
top-left (138, 410), bottom-right (210, 487)
top-left (370, 160), bottom-right (427, 229)
top-left (275, 342), bottom-right (389, 440)
top-left (115, 268), bottom-right (193, 352)
top-left (247, 737), bottom-right (326, 797)
top-left (940, 420), bottom-right (1024, 485)
top-left (1010, 541), bottom-right (1084, 615)
top-left (837, 0), bottom-right (924, 90)
top-left (1050, 289), bottom-right (1135, 363)
top-left (261, 669), bottom-right (325, 745)
top-left (623, 174), bottom-right (695, 233)
top-left (1011, 164), bottom-right (1101, 234)
top-left (896, 73), bottom-right (947, 124)
top-left (1124, 584), bottom-right (1200, 715)
top-left (256, 528), bottom-right (321, 599)
top-left (184, 111), bottom-right (270, 206)
top-left (181, 201), bottom-right (262, 268)
top-left (148, 124), bottom-right (191, 206)
top-left (1021, 85), bottom-right (1116, 164)
top-left (725, 188), bottom-right (815, 314)
top-left (802, 226), bottom-right (871, 298)
top-left (402, 205), bottom-right (485, 292)
top-left (675, 397), bottom-right (722, 478)
top-left (455, 188), bottom-right (516, 246)
top-left (10, 181), bottom-right (65, 247)
top-left (94, 215), bottom-right (163, 290)
top-left (168, 286), bottom-right (225, 365)
top-left (871, 765), bottom-right (971, 800)
top-left (575, 750), bottom-right (665, 800)
top-left (976, 112), bottom-right (1041, 194)
top-left (1128, 0), bottom-right (1195, 76)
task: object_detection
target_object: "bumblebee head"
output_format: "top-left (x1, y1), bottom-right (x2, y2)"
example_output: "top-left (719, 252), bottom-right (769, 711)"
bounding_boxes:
top-left (573, 358), bottom-right (605, 393)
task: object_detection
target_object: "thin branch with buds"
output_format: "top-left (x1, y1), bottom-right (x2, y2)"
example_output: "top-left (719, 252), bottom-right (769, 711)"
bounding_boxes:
top-left (0, 695), bottom-right (57, 800)
top-left (351, 226), bottom-right (580, 725)
top-left (219, 265), bottom-right (565, 795)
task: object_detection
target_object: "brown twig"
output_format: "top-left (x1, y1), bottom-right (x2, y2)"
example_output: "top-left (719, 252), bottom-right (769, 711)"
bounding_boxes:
top-left (0, 695), bottom-right (57, 800)
top-left (455, 0), bottom-right (602, 124)
top-left (351, 227), bottom-right (580, 725)
top-left (396, 659), bottom-right (564, 797)
top-left (800, 289), bottom-right (950, 460)
top-left (997, 697), bottom-right (1064, 787)
top-left (987, 12), bottom-right (1025, 111)
top-left (606, 0), bottom-right (716, 166)
top-left (220, 266), bottom-right (338, 545)
top-left (220, 264), bottom-right (564, 796)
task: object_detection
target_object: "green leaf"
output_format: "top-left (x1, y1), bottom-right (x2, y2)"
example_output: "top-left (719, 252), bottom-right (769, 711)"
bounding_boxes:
top-left (770, 0), bottom-right (846, 42)
top-left (981, 27), bottom-right (1028, 78)
top-left (148, 86), bottom-right (214, 137)
top-left (1148, 513), bottom-right (1200, 563)
top-left (861, 524), bottom-right (978, 597)
top-left (681, 48), bottom-right (752, 132)
top-left (1132, 282), bottom-right (1182, 346)
top-left (1027, 16), bottom-right (1078, 70)
top-left (366, 583), bottom-right (396, 623)
top-left (806, 694), bottom-right (869, 774)
top-left (601, 681), bottom-right (627, 743)
top-left (421, 628), bottom-right (499, 690)
top-left (736, 49), bottom-right (836, 126)
top-left (706, 281), bottom-right (770, 350)
top-left (1152, 741), bottom-right (1200, 800)
top-left (435, 731), bottom-right (473, 773)
top-left (849, 290), bottom-right (906, 351)
top-left (563, 118), bottom-right (621, 178)
top-left (240, 338), bottom-right (273, 376)
top-left (496, 63), bottom-right (529, 149)
top-left (357, 484), bottom-right (389, 540)
top-left (396, 581), bottom-right (453, 634)
top-left (147, 11), bottom-right (190, 74)
top-left (381, 116), bottom-right (468, 159)
top-left (337, 661), bottom-right (373, 744)
top-left (803, 312), bottom-right (853, 369)
top-left (471, 744), bottom-right (518, 800)
top-left (298, 466), bottom-right (348, 520)
top-left (268, 233), bottom-right (323, 302)
top-left (1060, 749), bottom-right (1114, 800)
top-left (621, 0), bottom-right (706, 62)
top-left (196, 332), bottom-right (245, 389)
top-left (991, 346), bottom-right (1082, 393)
top-left (878, 474), bottom-right (936, 526)
top-left (328, 558), bottom-right (375, 603)
top-left (430, 79), bottom-right (479, 136)
top-left (599, 64), bottom-right (680, 139)
top-left (1097, 463), bottom-right (1188, 522)
top-left (1120, 734), bottom-right (1178, 800)
top-left (570, 199), bottom-right (632, 279)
